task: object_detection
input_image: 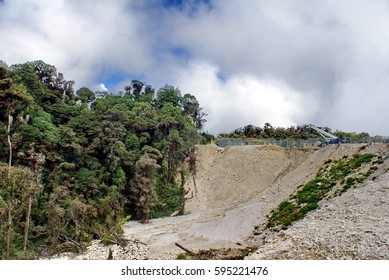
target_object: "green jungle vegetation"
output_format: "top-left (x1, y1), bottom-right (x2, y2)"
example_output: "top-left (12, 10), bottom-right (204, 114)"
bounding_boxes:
top-left (218, 123), bottom-right (370, 140)
top-left (0, 60), bottom-right (207, 259)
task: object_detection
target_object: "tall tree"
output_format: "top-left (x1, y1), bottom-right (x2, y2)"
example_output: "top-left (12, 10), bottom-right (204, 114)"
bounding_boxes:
top-left (130, 154), bottom-right (160, 223)
top-left (76, 87), bottom-right (95, 104)
top-left (0, 66), bottom-right (32, 168)
top-left (155, 85), bottom-right (182, 109)
top-left (124, 80), bottom-right (154, 103)
top-left (181, 93), bottom-right (207, 130)
top-left (31, 60), bottom-right (75, 99)
top-left (0, 165), bottom-right (42, 258)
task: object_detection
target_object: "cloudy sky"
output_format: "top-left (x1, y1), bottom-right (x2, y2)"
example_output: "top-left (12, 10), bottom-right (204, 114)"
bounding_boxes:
top-left (1, 0), bottom-right (388, 135)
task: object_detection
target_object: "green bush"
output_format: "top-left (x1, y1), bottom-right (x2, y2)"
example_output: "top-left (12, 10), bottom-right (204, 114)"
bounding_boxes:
top-left (351, 154), bottom-right (374, 168)
top-left (150, 183), bottom-right (181, 218)
top-left (300, 202), bottom-right (318, 214)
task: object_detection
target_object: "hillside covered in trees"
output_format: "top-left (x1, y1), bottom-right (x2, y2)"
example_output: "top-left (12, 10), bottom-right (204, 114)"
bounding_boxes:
top-left (218, 123), bottom-right (370, 141)
top-left (0, 60), bottom-right (207, 259)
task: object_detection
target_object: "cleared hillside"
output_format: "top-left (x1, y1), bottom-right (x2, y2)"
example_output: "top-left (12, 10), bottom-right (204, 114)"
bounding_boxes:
top-left (184, 144), bottom-right (311, 212)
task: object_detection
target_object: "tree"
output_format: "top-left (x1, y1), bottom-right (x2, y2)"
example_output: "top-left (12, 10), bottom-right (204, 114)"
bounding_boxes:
top-left (0, 61), bottom-right (10, 90)
top-left (130, 155), bottom-right (160, 223)
top-left (76, 87), bottom-right (95, 104)
top-left (124, 80), bottom-right (154, 103)
top-left (181, 93), bottom-right (207, 130)
top-left (16, 144), bottom-right (45, 251)
top-left (0, 165), bottom-right (42, 258)
top-left (263, 122), bottom-right (274, 138)
top-left (0, 67), bottom-right (33, 168)
top-left (155, 85), bottom-right (182, 109)
top-left (31, 60), bottom-right (75, 99)
top-left (243, 124), bottom-right (255, 138)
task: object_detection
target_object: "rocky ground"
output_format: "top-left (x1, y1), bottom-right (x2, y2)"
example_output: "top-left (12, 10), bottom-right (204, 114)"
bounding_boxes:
top-left (44, 235), bottom-right (149, 260)
top-left (246, 170), bottom-right (389, 259)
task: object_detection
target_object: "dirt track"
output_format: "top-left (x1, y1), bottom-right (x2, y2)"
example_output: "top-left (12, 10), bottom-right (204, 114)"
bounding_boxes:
top-left (122, 143), bottom-right (389, 259)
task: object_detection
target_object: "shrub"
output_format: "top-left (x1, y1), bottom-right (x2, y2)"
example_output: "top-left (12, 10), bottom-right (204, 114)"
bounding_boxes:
top-left (352, 154), bottom-right (374, 168)
top-left (176, 253), bottom-right (187, 260)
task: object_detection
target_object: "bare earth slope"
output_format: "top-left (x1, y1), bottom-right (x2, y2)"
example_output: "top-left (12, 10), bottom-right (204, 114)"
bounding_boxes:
top-left (120, 143), bottom-right (389, 259)
top-left (184, 144), bottom-right (310, 212)
top-left (246, 170), bottom-right (389, 260)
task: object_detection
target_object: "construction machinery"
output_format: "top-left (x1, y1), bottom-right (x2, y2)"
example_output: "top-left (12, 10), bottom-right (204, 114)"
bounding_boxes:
top-left (309, 125), bottom-right (344, 145)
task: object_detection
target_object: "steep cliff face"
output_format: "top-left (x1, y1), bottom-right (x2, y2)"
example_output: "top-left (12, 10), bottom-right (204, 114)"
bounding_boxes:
top-left (184, 144), bottom-right (312, 213)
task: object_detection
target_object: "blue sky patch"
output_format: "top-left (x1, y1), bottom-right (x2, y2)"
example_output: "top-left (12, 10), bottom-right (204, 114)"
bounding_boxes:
top-left (162, 0), bottom-right (213, 16)
top-left (216, 71), bottom-right (228, 83)
top-left (100, 72), bottom-right (127, 89)
top-left (100, 71), bottom-right (144, 92)
top-left (170, 47), bottom-right (192, 61)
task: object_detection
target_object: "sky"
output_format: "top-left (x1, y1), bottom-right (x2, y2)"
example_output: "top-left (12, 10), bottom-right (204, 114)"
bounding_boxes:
top-left (1, 0), bottom-right (389, 135)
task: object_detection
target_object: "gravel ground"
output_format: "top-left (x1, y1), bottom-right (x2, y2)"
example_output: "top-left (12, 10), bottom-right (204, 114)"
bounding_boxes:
top-left (246, 170), bottom-right (389, 260)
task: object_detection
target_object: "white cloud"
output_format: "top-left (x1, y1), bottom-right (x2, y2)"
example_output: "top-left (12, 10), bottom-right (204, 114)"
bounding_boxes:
top-left (162, 0), bottom-right (389, 135)
top-left (0, 0), bottom-right (154, 87)
top-left (1, 0), bottom-right (389, 135)
top-left (97, 83), bottom-right (108, 92)
top-left (174, 61), bottom-right (317, 134)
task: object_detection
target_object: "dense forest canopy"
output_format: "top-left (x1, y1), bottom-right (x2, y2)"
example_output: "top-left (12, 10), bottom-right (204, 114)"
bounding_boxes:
top-left (218, 123), bottom-right (370, 140)
top-left (0, 60), bottom-right (207, 259)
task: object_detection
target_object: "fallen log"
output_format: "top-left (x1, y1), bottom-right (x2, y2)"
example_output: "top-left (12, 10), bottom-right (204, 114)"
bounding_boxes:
top-left (175, 242), bottom-right (194, 254)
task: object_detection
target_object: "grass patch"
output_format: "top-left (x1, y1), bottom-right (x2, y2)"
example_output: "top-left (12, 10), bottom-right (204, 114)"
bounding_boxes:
top-left (351, 154), bottom-right (374, 168)
top-left (265, 153), bottom-right (380, 231)
top-left (176, 253), bottom-right (187, 260)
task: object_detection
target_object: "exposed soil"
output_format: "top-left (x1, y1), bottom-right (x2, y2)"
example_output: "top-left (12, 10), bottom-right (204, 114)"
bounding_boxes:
top-left (67, 143), bottom-right (389, 260)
